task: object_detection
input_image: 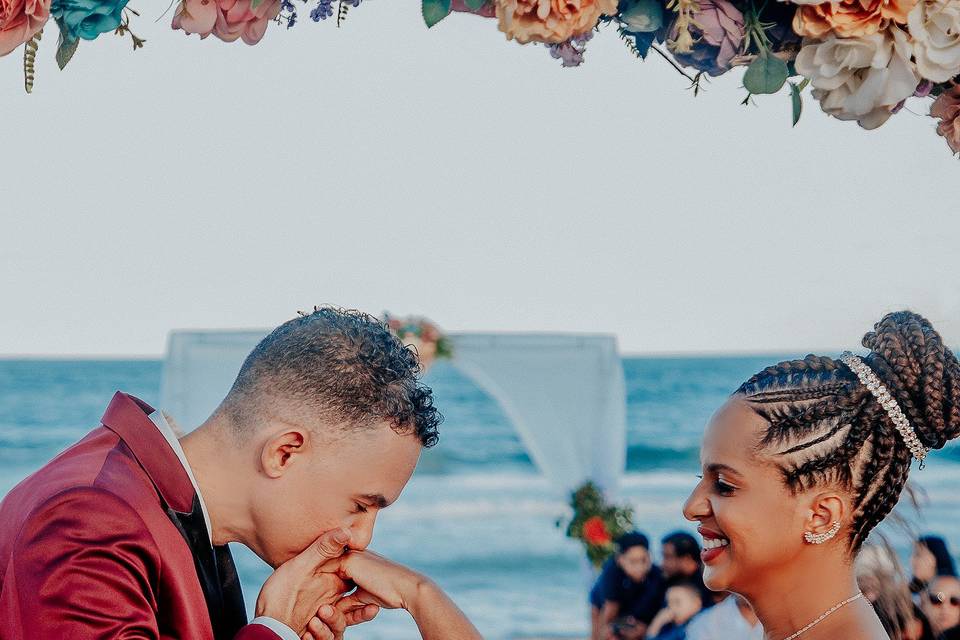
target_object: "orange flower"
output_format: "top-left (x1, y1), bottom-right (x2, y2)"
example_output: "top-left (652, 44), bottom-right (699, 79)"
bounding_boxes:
top-left (792, 0), bottom-right (917, 38)
top-left (583, 516), bottom-right (612, 545)
top-left (496, 0), bottom-right (617, 44)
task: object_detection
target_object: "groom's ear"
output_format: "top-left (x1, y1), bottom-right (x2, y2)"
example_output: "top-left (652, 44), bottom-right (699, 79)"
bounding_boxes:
top-left (260, 428), bottom-right (310, 478)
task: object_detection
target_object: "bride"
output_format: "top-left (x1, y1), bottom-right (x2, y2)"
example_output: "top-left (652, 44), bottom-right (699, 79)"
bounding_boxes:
top-left (683, 311), bottom-right (960, 640)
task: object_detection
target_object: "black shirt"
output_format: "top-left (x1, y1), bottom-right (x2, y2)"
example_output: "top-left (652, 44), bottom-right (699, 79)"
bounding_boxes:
top-left (590, 558), bottom-right (667, 624)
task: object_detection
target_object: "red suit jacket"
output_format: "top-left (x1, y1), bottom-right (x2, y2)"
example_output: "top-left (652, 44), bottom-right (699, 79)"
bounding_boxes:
top-left (0, 392), bottom-right (281, 640)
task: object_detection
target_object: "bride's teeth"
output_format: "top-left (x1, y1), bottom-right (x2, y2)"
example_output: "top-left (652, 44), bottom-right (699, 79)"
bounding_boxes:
top-left (703, 538), bottom-right (730, 549)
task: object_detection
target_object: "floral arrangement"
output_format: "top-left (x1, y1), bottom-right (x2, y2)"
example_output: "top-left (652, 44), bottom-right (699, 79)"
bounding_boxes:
top-left (3, 0), bottom-right (960, 154)
top-left (383, 313), bottom-right (453, 372)
top-left (565, 480), bottom-right (635, 568)
top-left (3, 0), bottom-right (144, 92)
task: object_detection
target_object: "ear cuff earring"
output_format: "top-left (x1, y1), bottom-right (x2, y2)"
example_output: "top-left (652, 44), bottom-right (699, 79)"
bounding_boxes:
top-left (804, 520), bottom-right (841, 544)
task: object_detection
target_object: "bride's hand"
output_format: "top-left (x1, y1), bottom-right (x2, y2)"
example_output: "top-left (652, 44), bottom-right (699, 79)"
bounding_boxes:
top-left (324, 550), bottom-right (428, 611)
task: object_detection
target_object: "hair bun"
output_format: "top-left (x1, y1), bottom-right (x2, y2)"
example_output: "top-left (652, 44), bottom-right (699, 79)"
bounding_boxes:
top-left (860, 311), bottom-right (960, 452)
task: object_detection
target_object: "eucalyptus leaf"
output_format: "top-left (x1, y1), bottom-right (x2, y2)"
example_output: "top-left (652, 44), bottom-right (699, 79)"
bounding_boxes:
top-left (790, 81), bottom-right (802, 127)
top-left (743, 54), bottom-right (789, 95)
top-left (631, 30), bottom-right (658, 58)
top-left (55, 23), bottom-right (79, 71)
top-left (619, 0), bottom-right (663, 33)
top-left (422, 0), bottom-right (451, 27)
top-left (464, 0), bottom-right (486, 11)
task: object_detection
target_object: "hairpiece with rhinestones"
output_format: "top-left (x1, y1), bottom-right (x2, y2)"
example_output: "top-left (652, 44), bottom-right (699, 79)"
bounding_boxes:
top-left (840, 352), bottom-right (929, 467)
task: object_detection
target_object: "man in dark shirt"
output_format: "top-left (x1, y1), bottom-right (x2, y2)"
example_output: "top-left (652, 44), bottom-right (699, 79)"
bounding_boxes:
top-left (661, 531), bottom-right (718, 608)
top-left (590, 532), bottom-right (667, 640)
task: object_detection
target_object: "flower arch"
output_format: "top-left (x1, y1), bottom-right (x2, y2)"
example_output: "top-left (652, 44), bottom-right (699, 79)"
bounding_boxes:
top-left (3, 0), bottom-right (959, 153)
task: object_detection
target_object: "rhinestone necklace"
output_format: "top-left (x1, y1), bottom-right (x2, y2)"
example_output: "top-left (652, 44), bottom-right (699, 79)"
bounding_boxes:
top-left (781, 592), bottom-right (865, 640)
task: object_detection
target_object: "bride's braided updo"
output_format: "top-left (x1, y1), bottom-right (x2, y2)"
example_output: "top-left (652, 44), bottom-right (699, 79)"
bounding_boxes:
top-left (734, 311), bottom-right (960, 550)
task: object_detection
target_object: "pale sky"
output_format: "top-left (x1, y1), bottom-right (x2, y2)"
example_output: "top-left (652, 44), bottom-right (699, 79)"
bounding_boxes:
top-left (1, 4), bottom-right (958, 356)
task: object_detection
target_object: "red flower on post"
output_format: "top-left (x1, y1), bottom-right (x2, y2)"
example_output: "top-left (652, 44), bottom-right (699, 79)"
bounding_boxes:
top-left (582, 516), bottom-right (612, 545)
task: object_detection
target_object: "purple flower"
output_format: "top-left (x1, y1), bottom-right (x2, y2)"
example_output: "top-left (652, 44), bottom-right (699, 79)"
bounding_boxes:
top-left (915, 80), bottom-right (935, 98)
top-left (546, 29), bottom-right (593, 67)
top-left (281, 0), bottom-right (298, 27)
top-left (310, 0), bottom-right (333, 20)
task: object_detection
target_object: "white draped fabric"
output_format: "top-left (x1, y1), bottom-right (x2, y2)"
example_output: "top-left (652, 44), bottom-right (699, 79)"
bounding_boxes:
top-left (449, 333), bottom-right (626, 495)
top-left (160, 330), bottom-right (627, 495)
top-left (160, 331), bottom-right (265, 430)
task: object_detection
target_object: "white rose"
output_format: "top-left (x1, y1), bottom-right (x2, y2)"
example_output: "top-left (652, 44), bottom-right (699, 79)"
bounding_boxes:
top-left (908, 0), bottom-right (960, 82)
top-left (795, 27), bottom-right (919, 129)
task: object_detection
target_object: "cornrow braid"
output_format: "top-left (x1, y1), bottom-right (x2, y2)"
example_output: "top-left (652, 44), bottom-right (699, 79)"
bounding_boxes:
top-left (735, 312), bottom-right (960, 551)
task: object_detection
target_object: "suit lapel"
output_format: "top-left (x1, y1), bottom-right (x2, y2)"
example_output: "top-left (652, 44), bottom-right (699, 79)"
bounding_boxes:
top-left (166, 494), bottom-right (248, 640)
top-left (99, 393), bottom-right (249, 640)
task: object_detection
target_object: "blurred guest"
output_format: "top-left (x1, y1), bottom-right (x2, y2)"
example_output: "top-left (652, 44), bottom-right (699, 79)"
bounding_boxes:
top-left (922, 575), bottom-right (960, 638)
top-left (857, 543), bottom-right (934, 640)
top-left (661, 531), bottom-right (717, 607)
top-left (589, 532), bottom-right (667, 640)
top-left (912, 536), bottom-right (959, 595)
top-left (685, 594), bottom-right (763, 640)
top-left (646, 581), bottom-right (704, 640)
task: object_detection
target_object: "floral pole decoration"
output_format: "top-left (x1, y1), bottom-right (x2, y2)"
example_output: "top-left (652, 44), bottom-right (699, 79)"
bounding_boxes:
top-left (3, 0), bottom-right (960, 154)
top-left (564, 480), bottom-right (635, 569)
top-left (383, 313), bottom-right (453, 373)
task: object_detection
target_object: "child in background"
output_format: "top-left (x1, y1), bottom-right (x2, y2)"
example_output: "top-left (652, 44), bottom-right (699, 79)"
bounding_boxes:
top-left (646, 581), bottom-right (704, 640)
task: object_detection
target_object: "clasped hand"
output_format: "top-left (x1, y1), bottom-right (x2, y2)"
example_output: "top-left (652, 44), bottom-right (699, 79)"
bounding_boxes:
top-left (255, 528), bottom-right (427, 640)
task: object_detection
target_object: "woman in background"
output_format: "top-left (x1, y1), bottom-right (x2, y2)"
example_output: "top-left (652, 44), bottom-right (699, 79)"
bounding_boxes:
top-left (921, 575), bottom-right (960, 638)
top-left (683, 311), bottom-right (960, 640)
top-left (912, 536), bottom-right (958, 595)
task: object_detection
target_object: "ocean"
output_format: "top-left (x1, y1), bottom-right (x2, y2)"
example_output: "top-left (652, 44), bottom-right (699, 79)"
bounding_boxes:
top-left (2, 357), bottom-right (959, 639)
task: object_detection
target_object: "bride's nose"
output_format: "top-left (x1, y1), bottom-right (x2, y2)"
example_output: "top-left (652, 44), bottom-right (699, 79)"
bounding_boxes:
top-left (682, 478), bottom-right (712, 523)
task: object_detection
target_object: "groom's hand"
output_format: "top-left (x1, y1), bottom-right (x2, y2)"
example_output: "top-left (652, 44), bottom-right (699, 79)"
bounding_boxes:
top-left (300, 602), bottom-right (381, 640)
top-left (255, 528), bottom-right (353, 635)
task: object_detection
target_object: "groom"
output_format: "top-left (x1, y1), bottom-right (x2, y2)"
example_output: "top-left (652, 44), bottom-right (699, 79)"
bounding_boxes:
top-left (0, 307), bottom-right (480, 640)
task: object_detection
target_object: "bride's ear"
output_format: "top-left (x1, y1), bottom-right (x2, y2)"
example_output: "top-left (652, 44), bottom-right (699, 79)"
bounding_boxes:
top-left (804, 492), bottom-right (847, 539)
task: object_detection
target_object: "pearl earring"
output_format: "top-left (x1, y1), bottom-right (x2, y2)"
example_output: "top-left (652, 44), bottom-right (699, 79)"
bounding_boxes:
top-left (804, 520), bottom-right (841, 544)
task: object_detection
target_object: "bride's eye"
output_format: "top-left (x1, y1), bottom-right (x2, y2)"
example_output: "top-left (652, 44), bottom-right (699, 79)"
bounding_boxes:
top-left (714, 480), bottom-right (736, 496)
top-left (353, 502), bottom-right (369, 514)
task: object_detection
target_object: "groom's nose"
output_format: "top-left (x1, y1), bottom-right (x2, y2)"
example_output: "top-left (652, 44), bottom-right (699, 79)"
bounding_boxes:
top-left (346, 514), bottom-right (376, 551)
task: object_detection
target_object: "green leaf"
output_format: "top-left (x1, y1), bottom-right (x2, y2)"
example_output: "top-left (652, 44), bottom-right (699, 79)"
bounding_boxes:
top-left (464, 0), bottom-right (486, 10)
top-left (790, 81), bottom-right (802, 127)
top-left (251, 0), bottom-right (264, 9)
top-left (422, 0), bottom-right (451, 27)
top-left (55, 21), bottom-right (79, 71)
top-left (743, 54), bottom-right (789, 95)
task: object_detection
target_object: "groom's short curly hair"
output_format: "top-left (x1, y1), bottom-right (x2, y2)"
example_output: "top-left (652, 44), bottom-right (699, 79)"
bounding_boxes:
top-left (219, 306), bottom-right (441, 447)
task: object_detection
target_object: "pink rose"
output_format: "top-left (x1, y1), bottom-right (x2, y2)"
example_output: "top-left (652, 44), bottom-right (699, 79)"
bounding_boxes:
top-left (931, 84), bottom-right (960, 155)
top-left (671, 0), bottom-right (745, 76)
top-left (173, 0), bottom-right (280, 45)
top-left (694, 0), bottom-right (744, 69)
top-left (0, 0), bottom-right (49, 57)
